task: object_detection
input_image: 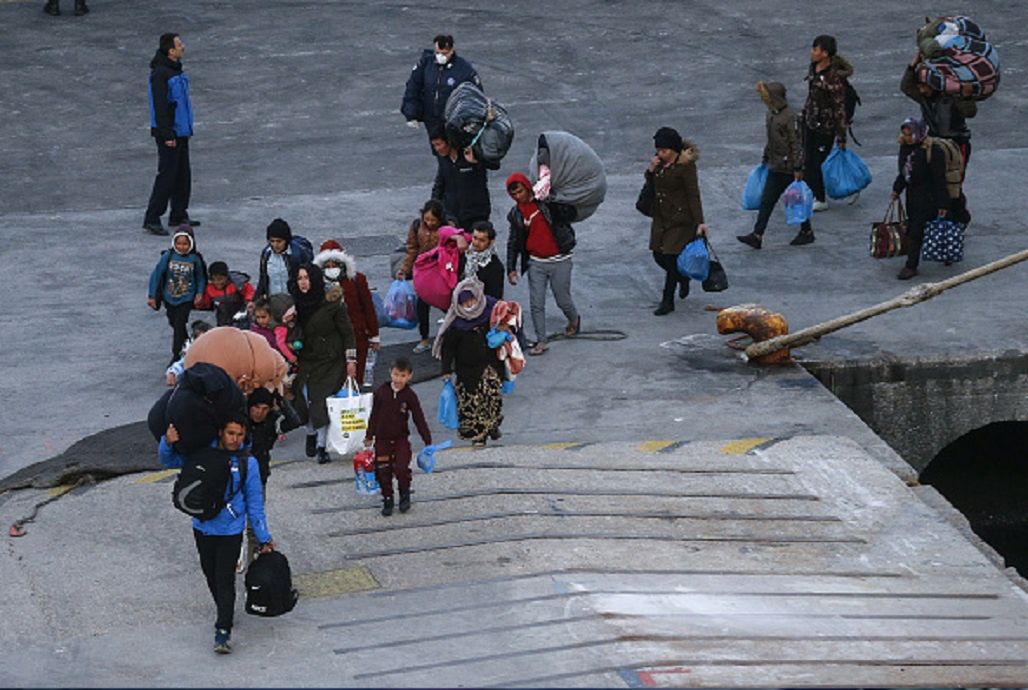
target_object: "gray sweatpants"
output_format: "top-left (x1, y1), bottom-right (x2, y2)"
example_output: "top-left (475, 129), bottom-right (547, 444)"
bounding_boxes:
top-left (527, 258), bottom-right (578, 345)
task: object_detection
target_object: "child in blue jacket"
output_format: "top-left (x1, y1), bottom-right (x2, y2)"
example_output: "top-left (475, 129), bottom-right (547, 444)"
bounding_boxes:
top-left (148, 225), bottom-right (206, 366)
top-left (160, 413), bottom-right (274, 654)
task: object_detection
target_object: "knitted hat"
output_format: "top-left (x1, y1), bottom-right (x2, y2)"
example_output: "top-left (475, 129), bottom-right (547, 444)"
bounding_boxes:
top-left (320, 239), bottom-right (343, 253)
top-left (171, 225), bottom-right (195, 253)
top-left (506, 171), bottom-right (532, 191)
top-left (266, 218), bottom-right (292, 242)
top-left (653, 126), bottom-right (684, 152)
top-left (248, 387), bottom-right (275, 409)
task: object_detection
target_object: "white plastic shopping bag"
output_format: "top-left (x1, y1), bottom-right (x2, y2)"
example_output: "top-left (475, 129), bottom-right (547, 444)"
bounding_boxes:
top-left (326, 377), bottom-right (372, 456)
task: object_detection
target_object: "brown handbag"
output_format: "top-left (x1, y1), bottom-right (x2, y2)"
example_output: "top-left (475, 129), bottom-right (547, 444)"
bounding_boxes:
top-left (869, 198), bottom-right (908, 258)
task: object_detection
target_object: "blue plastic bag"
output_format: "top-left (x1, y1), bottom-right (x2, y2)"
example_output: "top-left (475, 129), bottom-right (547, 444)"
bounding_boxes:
top-left (354, 469), bottom-right (381, 495)
top-left (416, 440), bottom-right (453, 474)
top-left (500, 379), bottom-right (516, 395)
top-left (821, 147), bottom-right (872, 199)
top-left (385, 279), bottom-right (417, 322)
top-left (676, 237), bottom-right (710, 281)
top-left (782, 180), bottom-right (814, 225)
top-left (486, 327), bottom-right (511, 349)
top-left (374, 287), bottom-right (417, 329)
top-left (741, 164), bottom-right (768, 211)
top-left (438, 379), bottom-right (459, 430)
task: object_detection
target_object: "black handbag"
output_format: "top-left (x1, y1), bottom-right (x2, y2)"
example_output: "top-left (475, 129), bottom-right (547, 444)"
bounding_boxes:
top-left (635, 179), bottom-right (654, 217)
top-left (701, 237), bottom-right (728, 292)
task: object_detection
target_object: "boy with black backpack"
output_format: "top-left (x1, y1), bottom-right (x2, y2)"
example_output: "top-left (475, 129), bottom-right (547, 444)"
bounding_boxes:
top-left (159, 413), bottom-right (274, 655)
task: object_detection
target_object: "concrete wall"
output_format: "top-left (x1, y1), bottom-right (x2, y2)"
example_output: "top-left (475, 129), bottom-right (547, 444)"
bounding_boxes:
top-left (805, 352), bottom-right (1028, 474)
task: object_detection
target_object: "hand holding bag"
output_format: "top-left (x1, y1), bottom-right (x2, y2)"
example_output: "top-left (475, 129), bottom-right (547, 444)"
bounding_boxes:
top-left (326, 377), bottom-right (372, 456)
top-left (676, 236), bottom-right (710, 281)
top-left (869, 198), bottom-right (908, 258)
top-left (701, 237), bottom-right (729, 292)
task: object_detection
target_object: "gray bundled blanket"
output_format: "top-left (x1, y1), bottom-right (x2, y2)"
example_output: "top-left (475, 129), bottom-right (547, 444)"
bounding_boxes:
top-left (529, 131), bottom-right (607, 222)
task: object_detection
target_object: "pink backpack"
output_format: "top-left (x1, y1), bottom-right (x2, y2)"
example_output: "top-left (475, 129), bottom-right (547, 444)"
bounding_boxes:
top-left (412, 226), bottom-right (467, 310)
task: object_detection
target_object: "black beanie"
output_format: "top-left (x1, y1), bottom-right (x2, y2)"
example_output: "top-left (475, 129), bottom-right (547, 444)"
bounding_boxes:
top-left (267, 218), bottom-right (292, 242)
top-left (208, 261), bottom-right (229, 277)
top-left (248, 387), bottom-right (275, 409)
top-left (653, 127), bottom-right (683, 153)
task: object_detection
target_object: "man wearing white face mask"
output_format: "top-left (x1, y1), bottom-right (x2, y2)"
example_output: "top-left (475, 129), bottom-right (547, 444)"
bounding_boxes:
top-left (313, 240), bottom-right (380, 386)
top-left (401, 34), bottom-right (482, 148)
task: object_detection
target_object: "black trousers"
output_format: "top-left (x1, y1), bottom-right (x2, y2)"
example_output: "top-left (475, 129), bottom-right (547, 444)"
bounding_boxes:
top-left (652, 252), bottom-right (689, 306)
top-left (165, 301), bottom-right (192, 360)
top-left (145, 137), bottom-right (191, 225)
top-left (193, 530), bottom-right (243, 631)
top-left (754, 170), bottom-right (811, 236)
top-left (416, 297), bottom-right (432, 340)
top-left (802, 127), bottom-right (836, 202)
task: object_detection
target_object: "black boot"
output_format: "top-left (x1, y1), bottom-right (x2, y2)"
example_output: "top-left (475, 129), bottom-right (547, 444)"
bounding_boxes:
top-left (305, 434), bottom-right (317, 458)
top-left (678, 280), bottom-right (690, 299)
top-left (73, 0), bottom-right (88, 14)
top-left (43, 0), bottom-right (59, 15)
top-left (653, 302), bottom-right (674, 316)
top-left (316, 447), bottom-right (330, 465)
top-left (398, 491), bottom-right (411, 513)
top-left (381, 497), bottom-right (394, 517)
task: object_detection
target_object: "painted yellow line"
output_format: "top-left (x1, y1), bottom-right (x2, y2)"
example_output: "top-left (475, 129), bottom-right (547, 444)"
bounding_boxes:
top-left (294, 566), bottom-right (379, 598)
top-left (46, 484), bottom-right (73, 498)
top-left (542, 442), bottom-right (580, 450)
top-left (637, 440), bottom-right (676, 453)
top-left (135, 469), bottom-right (178, 484)
top-left (720, 438), bottom-right (772, 455)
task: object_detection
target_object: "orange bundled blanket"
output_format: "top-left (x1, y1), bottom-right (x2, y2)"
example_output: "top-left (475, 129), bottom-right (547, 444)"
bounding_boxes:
top-left (184, 326), bottom-right (289, 395)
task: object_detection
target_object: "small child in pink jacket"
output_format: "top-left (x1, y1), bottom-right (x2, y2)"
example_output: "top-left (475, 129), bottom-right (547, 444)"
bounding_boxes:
top-left (250, 299), bottom-right (296, 366)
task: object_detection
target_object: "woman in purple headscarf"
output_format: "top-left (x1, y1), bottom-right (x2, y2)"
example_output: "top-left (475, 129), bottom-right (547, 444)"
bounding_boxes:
top-left (434, 278), bottom-right (503, 447)
top-left (891, 116), bottom-right (950, 280)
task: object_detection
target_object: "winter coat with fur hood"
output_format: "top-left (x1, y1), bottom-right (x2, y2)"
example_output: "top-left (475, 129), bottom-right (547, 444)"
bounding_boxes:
top-left (312, 248), bottom-right (380, 350)
top-left (647, 142), bottom-right (705, 255)
top-left (758, 81), bottom-right (804, 175)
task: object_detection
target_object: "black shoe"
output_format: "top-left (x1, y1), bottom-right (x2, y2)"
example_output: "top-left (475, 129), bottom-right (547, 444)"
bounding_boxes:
top-left (897, 266), bottom-right (918, 280)
top-left (789, 231), bottom-right (815, 246)
top-left (488, 427), bottom-right (502, 441)
top-left (143, 222), bottom-right (168, 236)
top-left (398, 491), bottom-right (411, 513)
top-left (171, 217), bottom-right (201, 228)
top-left (73, 0), bottom-right (87, 14)
top-left (305, 434), bottom-right (317, 458)
top-left (381, 497), bottom-right (394, 516)
top-left (737, 232), bottom-right (762, 250)
top-left (43, 0), bottom-right (59, 15)
top-left (678, 281), bottom-right (690, 299)
top-left (653, 302), bottom-right (674, 316)
top-left (213, 628), bottom-right (231, 655)
top-left (316, 447), bottom-right (330, 464)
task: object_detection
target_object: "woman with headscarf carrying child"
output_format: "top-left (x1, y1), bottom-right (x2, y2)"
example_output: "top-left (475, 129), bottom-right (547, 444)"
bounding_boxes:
top-left (284, 263), bottom-right (357, 464)
top-left (434, 278), bottom-right (503, 448)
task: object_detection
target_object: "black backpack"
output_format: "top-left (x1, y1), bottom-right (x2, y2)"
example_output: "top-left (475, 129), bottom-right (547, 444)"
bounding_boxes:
top-left (843, 79), bottom-right (862, 145)
top-left (245, 551), bottom-right (299, 617)
top-left (171, 446), bottom-right (246, 522)
top-left (147, 363), bottom-right (245, 454)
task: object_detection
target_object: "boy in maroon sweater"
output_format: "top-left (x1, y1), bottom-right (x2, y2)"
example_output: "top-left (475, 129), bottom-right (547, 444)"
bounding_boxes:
top-left (364, 357), bottom-right (433, 516)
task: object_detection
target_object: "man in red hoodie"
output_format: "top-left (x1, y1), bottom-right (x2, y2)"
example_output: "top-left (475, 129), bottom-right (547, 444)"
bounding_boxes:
top-left (504, 172), bottom-right (580, 356)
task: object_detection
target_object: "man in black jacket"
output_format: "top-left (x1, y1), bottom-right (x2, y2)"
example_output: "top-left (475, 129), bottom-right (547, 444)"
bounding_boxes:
top-left (144, 33), bottom-right (199, 236)
top-left (458, 221), bottom-right (505, 299)
top-left (401, 34), bottom-right (481, 145)
top-left (430, 125), bottom-right (497, 229)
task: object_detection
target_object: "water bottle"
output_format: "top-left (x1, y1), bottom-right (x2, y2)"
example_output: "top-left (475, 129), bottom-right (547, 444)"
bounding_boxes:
top-left (363, 349), bottom-right (377, 388)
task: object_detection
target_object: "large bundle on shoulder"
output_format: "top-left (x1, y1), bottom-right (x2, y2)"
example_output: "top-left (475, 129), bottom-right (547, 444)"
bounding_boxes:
top-left (529, 131), bottom-right (607, 222)
top-left (147, 362), bottom-right (245, 454)
top-left (185, 326), bottom-right (288, 395)
top-left (443, 82), bottom-right (514, 164)
top-left (916, 16), bottom-right (1000, 100)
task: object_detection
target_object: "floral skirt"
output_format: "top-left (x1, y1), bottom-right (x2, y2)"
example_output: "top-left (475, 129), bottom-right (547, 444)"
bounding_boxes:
top-left (456, 367), bottom-right (504, 442)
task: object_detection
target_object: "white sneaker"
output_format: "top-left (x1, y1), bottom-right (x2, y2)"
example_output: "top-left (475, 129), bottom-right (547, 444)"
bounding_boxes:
top-left (845, 191), bottom-right (861, 205)
top-left (412, 341), bottom-right (431, 354)
top-left (812, 200), bottom-right (829, 212)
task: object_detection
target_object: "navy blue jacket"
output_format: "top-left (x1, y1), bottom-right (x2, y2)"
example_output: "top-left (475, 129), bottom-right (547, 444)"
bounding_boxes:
top-left (401, 49), bottom-right (481, 126)
top-left (149, 51), bottom-right (193, 140)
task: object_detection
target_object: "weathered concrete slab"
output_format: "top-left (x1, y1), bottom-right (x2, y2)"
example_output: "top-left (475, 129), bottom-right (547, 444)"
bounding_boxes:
top-left (2, 437), bottom-right (1026, 687)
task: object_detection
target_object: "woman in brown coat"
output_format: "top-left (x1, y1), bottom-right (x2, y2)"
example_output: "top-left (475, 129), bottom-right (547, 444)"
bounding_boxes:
top-left (397, 199), bottom-right (446, 352)
top-left (646, 127), bottom-right (708, 315)
top-left (314, 241), bottom-right (380, 386)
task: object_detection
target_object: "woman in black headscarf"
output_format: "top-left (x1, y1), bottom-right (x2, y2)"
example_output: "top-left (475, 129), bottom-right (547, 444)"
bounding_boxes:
top-left (285, 263), bottom-right (357, 463)
top-left (891, 117), bottom-right (949, 281)
top-left (435, 278), bottom-right (502, 448)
